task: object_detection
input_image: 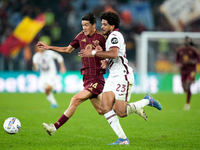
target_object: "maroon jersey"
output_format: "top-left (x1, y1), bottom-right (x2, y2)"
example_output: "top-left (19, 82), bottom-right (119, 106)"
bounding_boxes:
top-left (70, 30), bottom-right (106, 76)
top-left (176, 46), bottom-right (200, 74)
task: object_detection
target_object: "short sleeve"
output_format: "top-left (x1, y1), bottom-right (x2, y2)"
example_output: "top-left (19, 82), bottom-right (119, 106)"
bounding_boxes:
top-left (107, 32), bottom-right (120, 49)
top-left (70, 32), bottom-right (82, 49)
top-left (32, 53), bottom-right (38, 64)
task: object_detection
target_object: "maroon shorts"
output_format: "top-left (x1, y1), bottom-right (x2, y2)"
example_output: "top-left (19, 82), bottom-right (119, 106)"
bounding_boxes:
top-left (181, 71), bottom-right (196, 83)
top-left (83, 75), bottom-right (105, 98)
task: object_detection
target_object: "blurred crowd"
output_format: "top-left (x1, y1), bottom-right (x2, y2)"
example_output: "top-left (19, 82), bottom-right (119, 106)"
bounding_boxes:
top-left (0, 0), bottom-right (200, 72)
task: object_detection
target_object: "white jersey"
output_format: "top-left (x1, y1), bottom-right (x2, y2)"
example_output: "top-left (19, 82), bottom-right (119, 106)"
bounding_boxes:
top-left (33, 50), bottom-right (63, 77)
top-left (106, 30), bottom-right (133, 77)
top-left (103, 30), bottom-right (134, 101)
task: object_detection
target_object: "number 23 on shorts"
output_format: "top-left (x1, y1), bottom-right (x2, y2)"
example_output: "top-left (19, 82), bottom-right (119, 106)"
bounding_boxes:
top-left (116, 84), bottom-right (126, 92)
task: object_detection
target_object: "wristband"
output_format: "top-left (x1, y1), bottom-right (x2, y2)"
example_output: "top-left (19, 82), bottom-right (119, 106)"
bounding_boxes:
top-left (92, 50), bottom-right (97, 56)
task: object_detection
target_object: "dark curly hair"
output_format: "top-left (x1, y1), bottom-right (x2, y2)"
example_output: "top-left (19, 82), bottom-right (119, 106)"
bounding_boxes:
top-left (81, 13), bottom-right (96, 25)
top-left (100, 11), bottom-right (120, 28)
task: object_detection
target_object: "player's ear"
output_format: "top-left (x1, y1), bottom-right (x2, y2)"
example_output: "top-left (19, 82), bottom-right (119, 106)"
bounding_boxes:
top-left (111, 25), bottom-right (115, 31)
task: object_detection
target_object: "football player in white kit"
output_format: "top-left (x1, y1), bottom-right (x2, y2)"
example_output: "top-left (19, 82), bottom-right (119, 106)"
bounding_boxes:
top-left (33, 44), bottom-right (66, 108)
top-left (79, 11), bottom-right (162, 145)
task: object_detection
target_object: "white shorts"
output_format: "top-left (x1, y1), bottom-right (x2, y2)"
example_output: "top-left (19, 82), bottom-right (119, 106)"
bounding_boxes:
top-left (103, 73), bottom-right (134, 102)
top-left (40, 74), bottom-right (55, 89)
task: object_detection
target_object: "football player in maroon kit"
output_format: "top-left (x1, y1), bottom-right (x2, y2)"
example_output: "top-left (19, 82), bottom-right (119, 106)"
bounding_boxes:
top-left (37, 13), bottom-right (107, 135)
top-left (176, 36), bottom-right (200, 110)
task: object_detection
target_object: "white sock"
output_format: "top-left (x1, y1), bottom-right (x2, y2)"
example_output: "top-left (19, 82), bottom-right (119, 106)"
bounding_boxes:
top-left (104, 110), bottom-right (127, 139)
top-left (127, 99), bottom-right (149, 116)
top-left (46, 93), bottom-right (57, 105)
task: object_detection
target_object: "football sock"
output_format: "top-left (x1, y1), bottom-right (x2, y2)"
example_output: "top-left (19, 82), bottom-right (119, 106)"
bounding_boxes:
top-left (186, 90), bottom-right (191, 104)
top-left (54, 114), bottom-right (69, 129)
top-left (46, 92), bottom-right (57, 105)
top-left (127, 99), bottom-right (149, 116)
top-left (104, 110), bottom-right (127, 139)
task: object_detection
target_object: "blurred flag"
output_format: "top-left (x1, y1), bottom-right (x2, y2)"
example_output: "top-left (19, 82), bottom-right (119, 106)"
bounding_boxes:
top-left (159, 0), bottom-right (200, 31)
top-left (0, 14), bottom-right (46, 57)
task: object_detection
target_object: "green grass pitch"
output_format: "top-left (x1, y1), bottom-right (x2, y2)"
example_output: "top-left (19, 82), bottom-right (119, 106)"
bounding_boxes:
top-left (0, 93), bottom-right (200, 150)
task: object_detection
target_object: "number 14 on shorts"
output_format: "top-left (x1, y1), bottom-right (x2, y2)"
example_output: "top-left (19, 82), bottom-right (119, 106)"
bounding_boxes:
top-left (90, 83), bottom-right (98, 89)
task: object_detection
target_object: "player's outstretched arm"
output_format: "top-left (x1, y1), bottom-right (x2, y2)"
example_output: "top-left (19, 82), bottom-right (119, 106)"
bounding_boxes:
top-left (36, 42), bottom-right (75, 54)
top-left (37, 42), bottom-right (50, 50)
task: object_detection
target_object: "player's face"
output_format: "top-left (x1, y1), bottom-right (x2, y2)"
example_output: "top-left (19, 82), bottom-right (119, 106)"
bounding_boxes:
top-left (184, 37), bottom-right (190, 46)
top-left (101, 19), bottom-right (114, 35)
top-left (38, 47), bottom-right (45, 52)
top-left (82, 20), bottom-right (96, 36)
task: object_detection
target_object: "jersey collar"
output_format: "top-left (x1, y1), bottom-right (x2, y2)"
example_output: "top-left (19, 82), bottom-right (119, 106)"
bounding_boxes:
top-left (107, 28), bottom-right (119, 36)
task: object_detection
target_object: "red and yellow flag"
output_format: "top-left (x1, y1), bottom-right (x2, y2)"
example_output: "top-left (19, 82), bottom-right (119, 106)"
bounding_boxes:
top-left (0, 14), bottom-right (46, 57)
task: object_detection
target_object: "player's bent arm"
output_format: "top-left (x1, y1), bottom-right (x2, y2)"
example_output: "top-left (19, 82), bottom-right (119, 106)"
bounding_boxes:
top-left (59, 61), bottom-right (66, 74)
top-left (192, 47), bottom-right (200, 63)
top-left (53, 52), bottom-right (66, 73)
top-left (175, 55), bottom-right (183, 68)
top-left (95, 47), bottom-right (119, 59)
top-left (32, 63), bottom-right (38, 71)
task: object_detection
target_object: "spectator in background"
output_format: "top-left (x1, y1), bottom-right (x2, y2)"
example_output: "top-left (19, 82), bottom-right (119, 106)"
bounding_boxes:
top-left (45, 8), bottom-right (55, 26)
top-left (66, 8), bottom-right (79, 37)
top-left (155, 52), bottom-right (173, 72)
top-left (176, 36), bottom-right (200, 110)
top-left (50, 22), bottom-right (62, 44)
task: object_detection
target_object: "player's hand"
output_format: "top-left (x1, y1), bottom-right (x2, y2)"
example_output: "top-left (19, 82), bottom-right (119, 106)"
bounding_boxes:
top-left (32, 65), bottom-right (37, 71)
top-left (78, 49), bottom-right (93, 57)
top-left (36, 42), bottom-right (50, 50)
top-left (95, 45), bottom-right (103, 51)
top-left (92, 41), bottom-right (103, 51)
top-left (177, 63), bottom-right (183, 68)
top-left (60, 67), bottom-right (66, 74)
top-left (187, 59), bottom-right (196, 65)
top-left (101, 60), bottom-right (108, 69)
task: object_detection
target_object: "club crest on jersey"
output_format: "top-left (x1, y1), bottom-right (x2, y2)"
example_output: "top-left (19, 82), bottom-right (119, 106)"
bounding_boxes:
top-left (111, 37), bottom-right (118, 44)
top-left (85, 44), bottom-right (92, 50)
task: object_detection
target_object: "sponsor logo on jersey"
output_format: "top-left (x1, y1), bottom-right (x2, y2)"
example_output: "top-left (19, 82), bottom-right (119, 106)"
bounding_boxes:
top-left (81, 38), bottom-right (86, 42)
top-left (111, 37), bottom-right (118, 44)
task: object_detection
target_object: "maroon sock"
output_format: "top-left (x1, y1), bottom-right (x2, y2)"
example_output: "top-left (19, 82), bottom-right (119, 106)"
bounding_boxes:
top-left (186, 90), bottom-right (191, 104)
top-left (54, 114), bottom-right (69, 129)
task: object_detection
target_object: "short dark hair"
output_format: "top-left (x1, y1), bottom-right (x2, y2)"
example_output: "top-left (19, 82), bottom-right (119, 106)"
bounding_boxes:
top-left (100, 11), bottom-right (120, 28)
top-left (81, 13), bottom-right (96, 25)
